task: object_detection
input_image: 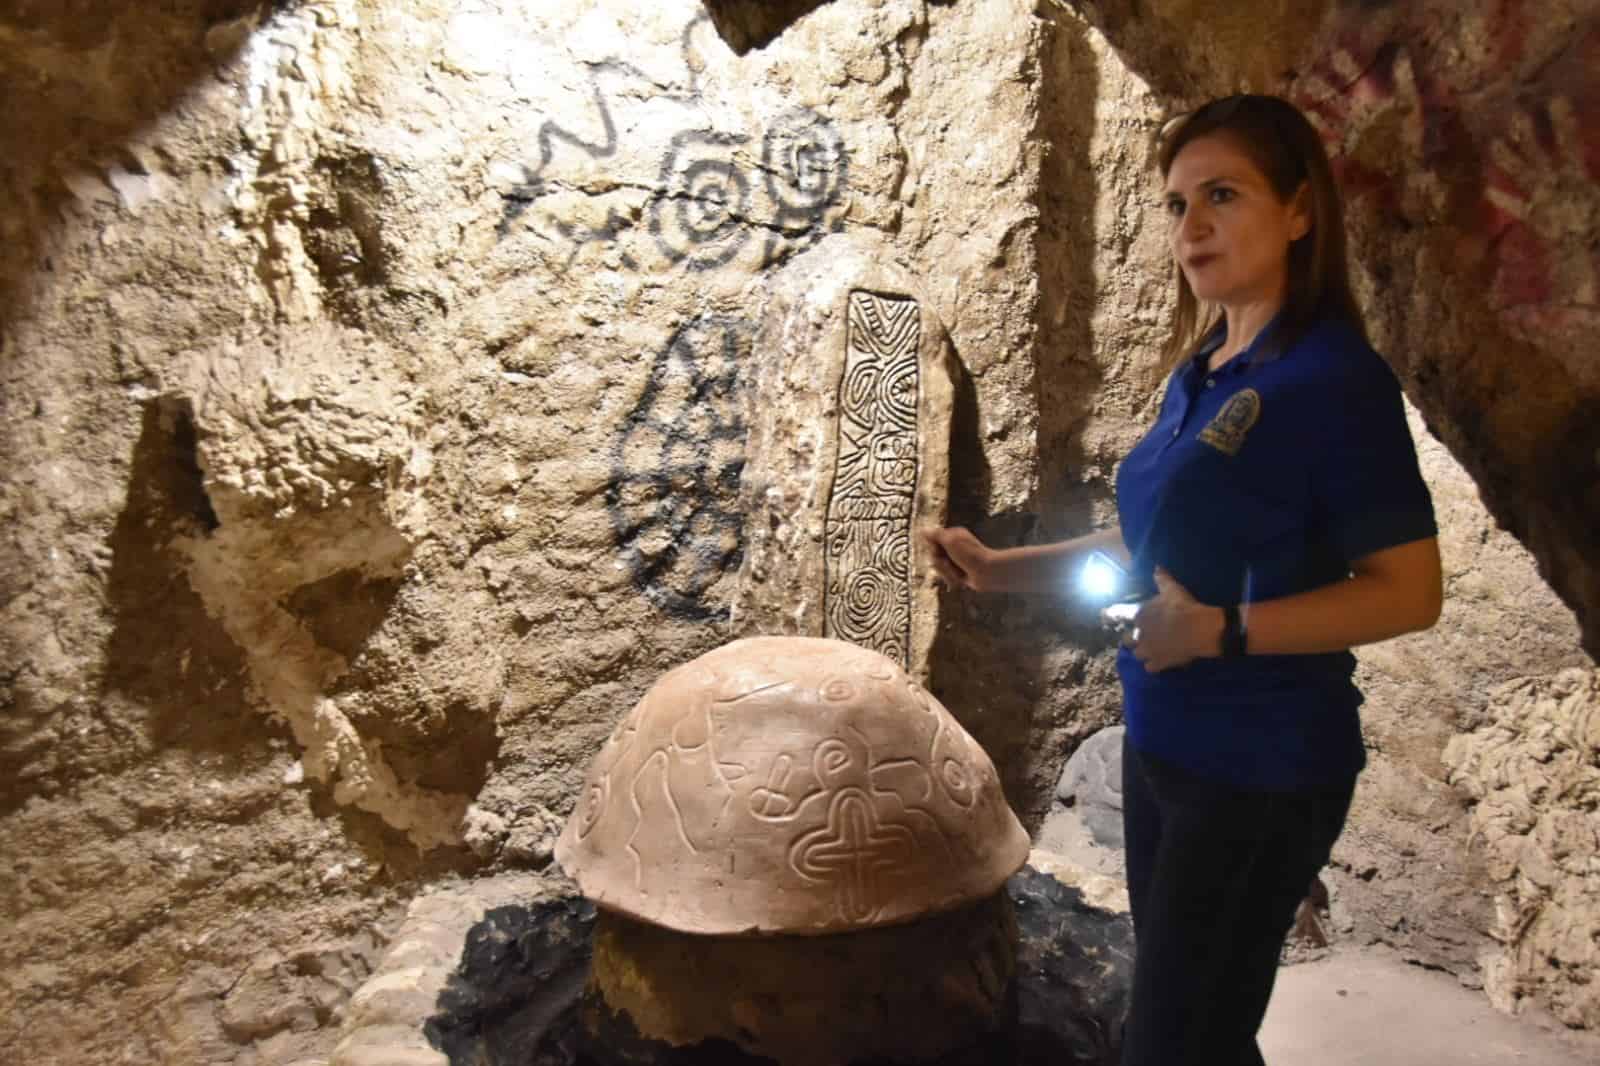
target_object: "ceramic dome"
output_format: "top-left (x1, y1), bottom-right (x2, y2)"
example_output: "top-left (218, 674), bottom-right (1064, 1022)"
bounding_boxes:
top-left (555, 636), bottom-right (1030, 935)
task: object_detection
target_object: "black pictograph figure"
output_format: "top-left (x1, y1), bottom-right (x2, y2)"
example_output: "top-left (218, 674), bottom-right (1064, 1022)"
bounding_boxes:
top-left (607, 316), bottom-right (752, 621)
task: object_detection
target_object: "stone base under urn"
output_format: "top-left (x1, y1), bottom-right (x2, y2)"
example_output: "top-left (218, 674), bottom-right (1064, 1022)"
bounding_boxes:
top-left (421, 866), bottom-right (1132, 1066)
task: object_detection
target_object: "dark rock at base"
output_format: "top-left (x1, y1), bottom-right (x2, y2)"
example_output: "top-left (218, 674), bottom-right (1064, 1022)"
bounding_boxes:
top-left (424, 895), bottom-right (597, 1066)
top-left (425, 867), bottom-right (1133, 1066)
top-left (585, 889), bottom-right (1011, 1062)
top-left (584, 893), bottom-right (1015, 1065)
top-left (1009, 864), bottom-right (1134, 1064)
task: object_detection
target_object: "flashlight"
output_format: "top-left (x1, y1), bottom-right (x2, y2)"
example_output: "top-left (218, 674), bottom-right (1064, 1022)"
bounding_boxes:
top-left (1079, 551), bottom-right (1125, 601)
top-left (1078, 550), bottom-right (1147, 637)
top-left (1078, 550), bottom-right (1133, 603)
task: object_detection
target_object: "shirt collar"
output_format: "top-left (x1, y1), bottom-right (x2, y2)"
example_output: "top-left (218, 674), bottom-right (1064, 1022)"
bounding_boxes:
top-left (1190, 310), bottom-right (1287, 377)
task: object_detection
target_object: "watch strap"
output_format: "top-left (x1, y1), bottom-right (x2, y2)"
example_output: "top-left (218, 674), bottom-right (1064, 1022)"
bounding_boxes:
top-left (1221, 604), bottom-right (1247, 658)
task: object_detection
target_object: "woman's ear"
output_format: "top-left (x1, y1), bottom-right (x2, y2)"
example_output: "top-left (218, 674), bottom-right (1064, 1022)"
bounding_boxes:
top-left (1288, 181), bottom-right (1312, 241)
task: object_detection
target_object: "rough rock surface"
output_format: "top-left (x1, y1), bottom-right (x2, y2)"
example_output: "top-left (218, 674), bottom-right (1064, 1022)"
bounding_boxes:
top-left (1444, 669), bottom-right (1600, 1029)
top-left (1327, 403), bottom-right (1587, 983)
top-left (1057, 0), bottom-right (1335, 101)
top-left (2, 1), bottom-right (1050, 1057)
top-left (333, 871), bottom-right (573, 1066)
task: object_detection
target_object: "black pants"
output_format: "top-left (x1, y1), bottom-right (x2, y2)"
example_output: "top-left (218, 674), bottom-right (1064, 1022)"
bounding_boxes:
top-left (1119, 736), bottom-right (1356, 1066)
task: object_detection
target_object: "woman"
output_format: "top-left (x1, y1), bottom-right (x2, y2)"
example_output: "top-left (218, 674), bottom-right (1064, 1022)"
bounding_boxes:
top-left (925, 94), bottom-right (1442, 1065)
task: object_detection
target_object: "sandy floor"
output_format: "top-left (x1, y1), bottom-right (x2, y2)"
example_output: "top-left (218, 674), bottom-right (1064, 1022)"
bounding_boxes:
top-left (1261, 947), bottom-right (1600, 1066)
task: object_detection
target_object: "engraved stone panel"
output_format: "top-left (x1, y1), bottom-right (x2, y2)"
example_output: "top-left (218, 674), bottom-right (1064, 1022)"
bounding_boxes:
top-left (733, 233), bottom-right (956, 682)
top-left (823, 291), bottom-right (920, 665)
top-left (554, 636), bottom-right (1030, 936)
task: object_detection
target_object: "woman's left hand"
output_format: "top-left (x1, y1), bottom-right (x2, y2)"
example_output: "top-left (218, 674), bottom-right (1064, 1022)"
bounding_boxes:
top-left (1130, 568), bottom-right (1223, 672)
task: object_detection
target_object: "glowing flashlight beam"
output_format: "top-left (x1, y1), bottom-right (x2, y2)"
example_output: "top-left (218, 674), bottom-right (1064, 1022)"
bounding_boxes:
top-left (1079, 556), bottom-right (1121, 600)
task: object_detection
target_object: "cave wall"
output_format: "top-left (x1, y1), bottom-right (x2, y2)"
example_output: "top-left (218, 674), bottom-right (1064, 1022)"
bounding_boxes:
top-left (0, 0), bottom-right (1051, 1060)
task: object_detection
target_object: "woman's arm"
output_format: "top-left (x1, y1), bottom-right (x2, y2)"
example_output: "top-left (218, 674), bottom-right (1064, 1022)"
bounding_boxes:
top-left (1240, 537), bottom-right (1443, 654)
top-left (923, 525), bottom-right (1128, 595)
top-left (1131, 536), bottom-right (1443, 671)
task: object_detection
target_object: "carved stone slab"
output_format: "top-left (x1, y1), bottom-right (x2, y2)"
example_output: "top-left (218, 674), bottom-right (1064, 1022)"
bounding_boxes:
top-left (554, 637), bottom-right (1030, 936)
top-left (823, 291), bottom-right (921, 664)
top-left (734, 233), bottom-right (956, 681)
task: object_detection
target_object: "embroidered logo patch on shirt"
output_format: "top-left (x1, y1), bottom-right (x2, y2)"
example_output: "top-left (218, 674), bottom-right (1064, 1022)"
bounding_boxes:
top-left (1198, 388), bottom-right (1261, 456)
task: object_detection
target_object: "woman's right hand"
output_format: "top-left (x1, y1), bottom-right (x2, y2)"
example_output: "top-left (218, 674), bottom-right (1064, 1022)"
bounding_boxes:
top-left (922, 526), bottom-right (994, 591)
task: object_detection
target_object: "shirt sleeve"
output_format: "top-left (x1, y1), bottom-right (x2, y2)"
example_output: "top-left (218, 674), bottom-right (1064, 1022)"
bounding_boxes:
top-left (1308, 344), bottom-right (1438, 565)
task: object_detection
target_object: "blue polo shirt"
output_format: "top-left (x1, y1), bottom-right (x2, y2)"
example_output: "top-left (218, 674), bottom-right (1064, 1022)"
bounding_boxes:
top-left (1114, 314), bottom-right (1436, 791)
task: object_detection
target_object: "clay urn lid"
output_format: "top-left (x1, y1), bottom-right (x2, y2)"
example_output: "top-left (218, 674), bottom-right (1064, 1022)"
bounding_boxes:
top-left (555, 636), bottom-right (1030, 935)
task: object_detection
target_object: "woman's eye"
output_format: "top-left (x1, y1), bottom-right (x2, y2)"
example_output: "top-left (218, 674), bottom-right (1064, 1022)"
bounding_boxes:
top-left (1209, 186), bottom-right (1235, 204)
top-left (1165, 199), bottom-right (1185, 217)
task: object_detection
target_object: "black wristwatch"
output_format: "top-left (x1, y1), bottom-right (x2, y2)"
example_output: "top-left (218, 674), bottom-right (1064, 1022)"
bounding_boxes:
top-left (1221, 604), bottom-right (1248, 658)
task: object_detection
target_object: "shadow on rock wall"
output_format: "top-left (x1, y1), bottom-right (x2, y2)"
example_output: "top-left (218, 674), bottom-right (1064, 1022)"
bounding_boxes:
top-left (1034, 13), bottom-right (1108, 524)
top-left (94, 400), bottom-right (277, 807)
top-left (927, 8), bottom-right (1142, 828)
top-left (0, 0), bottom-right (276, 322)
top-left (700, 0), bottom-right (838, 53)
top-left (927, 342), bottom-right (1055, 826)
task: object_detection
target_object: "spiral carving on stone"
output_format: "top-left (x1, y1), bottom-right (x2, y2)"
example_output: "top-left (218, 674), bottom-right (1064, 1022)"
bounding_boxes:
top-left (841, 359), bottom-right (881, 422)
top-left (820, 679), bottom-right (858, 703)
top-left (835, 566), bottom-right (898, 649)
top-left (883, 525), bottom-right (911, 581)
top-left (824, 291), bottom-right (920, 667)
top-left (941, 758), bottom-right (975, 808)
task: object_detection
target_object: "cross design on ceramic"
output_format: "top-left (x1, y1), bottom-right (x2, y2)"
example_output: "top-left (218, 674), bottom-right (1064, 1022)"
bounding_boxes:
top-left (791, 787), bottom-right (917, 923)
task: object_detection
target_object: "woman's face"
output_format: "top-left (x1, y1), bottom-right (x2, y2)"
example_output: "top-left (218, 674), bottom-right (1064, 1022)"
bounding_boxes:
top-left (1163, 132), bottom-right (1310, 310)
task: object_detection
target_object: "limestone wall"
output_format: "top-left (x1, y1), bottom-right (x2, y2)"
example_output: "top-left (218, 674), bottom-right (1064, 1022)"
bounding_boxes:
top-left (0, 0), bottom-right (1050, 1059)
top-left (1444, 669), bottom-right (1600, 1028)
top-left (1336, 403), bottom-right (1587, 1008)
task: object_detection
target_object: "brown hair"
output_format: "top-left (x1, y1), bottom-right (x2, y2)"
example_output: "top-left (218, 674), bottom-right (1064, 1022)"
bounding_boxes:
top-left (1156, 94), bottom-right (1364, 373)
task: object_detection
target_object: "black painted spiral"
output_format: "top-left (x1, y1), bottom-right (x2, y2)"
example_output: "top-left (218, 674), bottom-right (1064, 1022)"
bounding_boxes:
top-left (762, 109), bottom-right (848, 218)
top-left (650, 129), bottom-right (752, 270)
